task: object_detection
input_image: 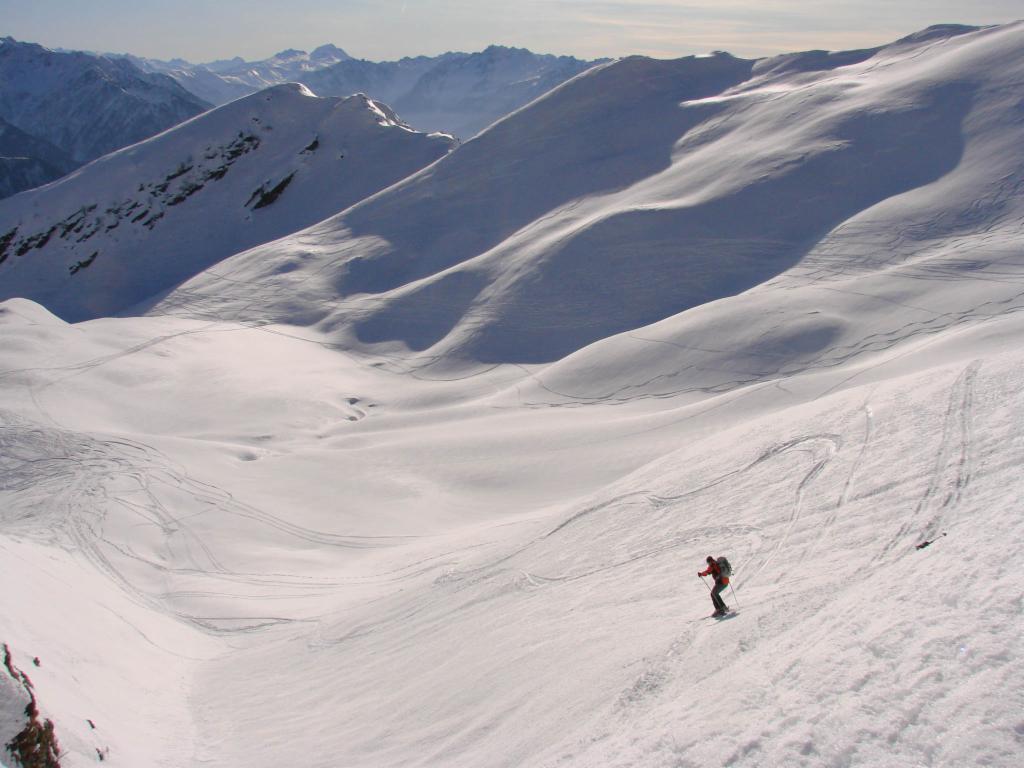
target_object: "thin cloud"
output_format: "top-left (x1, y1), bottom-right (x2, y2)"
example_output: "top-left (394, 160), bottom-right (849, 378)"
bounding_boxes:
top-left (525, 0), bottom-right (1021, 59)
top-left (2, 0), bottom-right (1022, 62)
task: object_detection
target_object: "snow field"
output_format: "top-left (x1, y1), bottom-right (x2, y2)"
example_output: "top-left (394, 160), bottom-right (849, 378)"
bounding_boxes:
top-left (2, 300), bottom-right (1023, 766)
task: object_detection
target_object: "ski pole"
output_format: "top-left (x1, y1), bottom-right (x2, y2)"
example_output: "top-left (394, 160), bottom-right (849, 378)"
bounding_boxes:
top-left (699, 575), bottom-right (711, 592)
top-left (729, 582), bottom-right (740, 608)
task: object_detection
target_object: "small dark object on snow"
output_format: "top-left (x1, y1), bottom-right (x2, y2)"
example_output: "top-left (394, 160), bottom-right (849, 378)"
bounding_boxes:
top-left (915, 532), bottom-right (947, 550)
top-left (32, 657), bottom-right (40, 667)
top-left (87, 719), bottom-right (95, 730)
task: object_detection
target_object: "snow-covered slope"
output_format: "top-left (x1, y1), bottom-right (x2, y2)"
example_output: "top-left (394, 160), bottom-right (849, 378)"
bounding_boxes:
top-left (154, 23), bottom-right (1024, 380)
top-left (0, 84), bottom-right (455, 321)
top-left (1, 22), bottom-right (1023, 768)
top-left (0, 38), bottom-right (210, 164)
top-left (1, 267), bottom-right (1022, 767)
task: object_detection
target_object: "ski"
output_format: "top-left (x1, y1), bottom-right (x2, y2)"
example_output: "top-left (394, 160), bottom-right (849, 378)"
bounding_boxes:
top-left (707, 610), bottom-right (739, 620)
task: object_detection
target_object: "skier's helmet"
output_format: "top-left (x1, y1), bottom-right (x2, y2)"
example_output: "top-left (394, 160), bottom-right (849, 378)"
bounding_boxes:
top-left (706, 556), bottom-right (715, 564)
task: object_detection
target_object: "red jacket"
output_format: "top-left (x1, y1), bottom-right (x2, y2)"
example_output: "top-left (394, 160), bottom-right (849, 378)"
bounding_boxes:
top-left (700, 560), bottom-right (729, 585)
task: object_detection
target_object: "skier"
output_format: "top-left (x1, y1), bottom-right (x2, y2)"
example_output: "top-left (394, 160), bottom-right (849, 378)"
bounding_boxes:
top-left (698, 555), bottom-right (730, 616)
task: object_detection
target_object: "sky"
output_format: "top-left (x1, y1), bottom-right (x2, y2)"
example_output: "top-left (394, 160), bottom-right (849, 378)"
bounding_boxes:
top-left (1, 0), bottom-right (1022, 63)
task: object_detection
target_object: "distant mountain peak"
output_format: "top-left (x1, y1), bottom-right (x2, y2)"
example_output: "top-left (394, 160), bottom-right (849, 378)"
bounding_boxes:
top-left (481, 44), bottom-right (528, 54)
top-left (200, 55), bottom-right (247, 72)
top-left (0, 37), bottom-right (45, 54)
top-left (272, 48), bottom-right (307, 60)
top-left (311, 44), bottom-right (350, 61)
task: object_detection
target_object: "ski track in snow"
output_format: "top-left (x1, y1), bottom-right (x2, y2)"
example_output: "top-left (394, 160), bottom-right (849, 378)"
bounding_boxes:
top-left (0, 408), bottom-right (482, 637)
top-left (875, 359), bottom-right (979, 562)
top-left (556, 360), bottom-right (1021, 767)
top-left (380, 421), bottom-right (856, 689)
top-left (4, 304), bottom-right (1023, 767)
top-left (798, 398), bottom-right (875, 565)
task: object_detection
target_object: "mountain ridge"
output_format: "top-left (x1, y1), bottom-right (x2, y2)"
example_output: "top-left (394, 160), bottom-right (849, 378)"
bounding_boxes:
top-left (0, 83), bottom-right (455, 321)
top-left (0, 37), bottom-right (210, 163)
top-left (0, 37), bottom-right (212, 199)
top-left (133, 43), bottom-right (602, 139)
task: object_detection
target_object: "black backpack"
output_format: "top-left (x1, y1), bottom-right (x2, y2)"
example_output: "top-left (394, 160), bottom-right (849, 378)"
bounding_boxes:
top-left (716, 556), bottom-right (733, 577)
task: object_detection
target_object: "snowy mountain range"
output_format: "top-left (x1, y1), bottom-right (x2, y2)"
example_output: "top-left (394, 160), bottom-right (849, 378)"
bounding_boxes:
top-left (0, 38), bottom-right (595, 201)
top-left (0, 84), bottom-right (455, 320)
top-left (0, 37), bottom-right (210, 162)
top-left (2, 21), bottom-right (1024, 768)
top-left (126, 44), bottom-right (353, 106)
top-left (0, 37), bottom-right (210, 198)
top-left (133, 44), bottom-right (599, 139)
top-left (302, 46), bottom-right (601, 138)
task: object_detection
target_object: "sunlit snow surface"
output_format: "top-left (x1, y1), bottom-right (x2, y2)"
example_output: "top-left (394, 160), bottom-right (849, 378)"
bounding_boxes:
top-left (2, 23), bottom-right (1024, 768)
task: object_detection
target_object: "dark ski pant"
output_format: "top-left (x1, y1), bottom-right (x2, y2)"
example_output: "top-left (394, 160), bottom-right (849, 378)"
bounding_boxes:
top-left (711, 580), bottom-right (729, 613)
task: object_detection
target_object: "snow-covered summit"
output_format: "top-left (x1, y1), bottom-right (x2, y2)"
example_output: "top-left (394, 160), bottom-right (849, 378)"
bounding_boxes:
top-left (310, 43), bottom-right (350, 63)
top-left (0, 84), bottom-right (455, 321)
